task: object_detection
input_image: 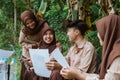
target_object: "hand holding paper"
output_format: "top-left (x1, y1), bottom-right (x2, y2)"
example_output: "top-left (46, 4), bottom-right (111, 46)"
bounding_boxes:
top-left (29, 48), bottom-right (69, 78)
top-left (29, 49), bottom-right (51, 77)
top-left (51, 48), bottom-right (69, 67)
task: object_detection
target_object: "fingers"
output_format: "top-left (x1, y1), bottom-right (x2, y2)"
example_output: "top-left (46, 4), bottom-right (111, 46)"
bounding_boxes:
top-left (60, 67), bottom-right (70, 79)
top-left (60, 67), bottom-right (68, 74)
top-left (28, 60), bottom-right (33, 66)
top-left (45, 62), bottom-right (55, 70)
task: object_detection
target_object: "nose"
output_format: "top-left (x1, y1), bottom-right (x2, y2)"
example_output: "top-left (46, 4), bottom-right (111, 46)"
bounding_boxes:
top-left (46, 34), bottom-right (50, 38)
top-left (29, 23), bottom-right (33, 26)
top-left (67, 32), bottom-right (69, 36)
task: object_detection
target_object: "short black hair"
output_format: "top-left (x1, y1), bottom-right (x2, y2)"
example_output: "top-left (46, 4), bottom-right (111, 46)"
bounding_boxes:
top-left (64, 19), bottom-right (89, 36)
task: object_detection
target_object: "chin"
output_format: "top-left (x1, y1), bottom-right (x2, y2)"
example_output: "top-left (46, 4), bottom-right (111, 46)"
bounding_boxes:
top-left (69, 39), bottom-right (73, 42)
top-left (46, 42), bottom-right (52, 44)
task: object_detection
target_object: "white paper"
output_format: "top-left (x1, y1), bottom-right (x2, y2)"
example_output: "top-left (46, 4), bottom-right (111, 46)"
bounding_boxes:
top-left (29, 49), bottom-right (51, 78)
top-left (51, 48), bottom-right (69, 67)
top-left (0, 49), bottom-right (14, 58)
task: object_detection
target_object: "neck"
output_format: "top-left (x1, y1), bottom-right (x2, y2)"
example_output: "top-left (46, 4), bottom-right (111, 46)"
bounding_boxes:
top-left (75, 35), bottom-right (84, 46)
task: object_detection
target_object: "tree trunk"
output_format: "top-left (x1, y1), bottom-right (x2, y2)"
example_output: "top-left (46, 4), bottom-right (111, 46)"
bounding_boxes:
top-left (14, 0), bottom-right (17, 32)
top-left (99, 0), bottom-right (115, 16)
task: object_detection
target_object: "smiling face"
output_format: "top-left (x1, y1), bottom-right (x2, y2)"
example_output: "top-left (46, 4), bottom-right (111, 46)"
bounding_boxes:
top-left (25, 19), bottom-right (36, 29)
top-left (43, 30), bottom-right (54, 44)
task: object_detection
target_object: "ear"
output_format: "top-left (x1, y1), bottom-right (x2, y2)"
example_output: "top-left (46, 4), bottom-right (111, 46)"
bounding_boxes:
top-left (75, 29), bottom-right (80, 35)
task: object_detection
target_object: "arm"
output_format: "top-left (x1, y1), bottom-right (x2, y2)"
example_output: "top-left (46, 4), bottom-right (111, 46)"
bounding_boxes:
top-left (86, 57), bottom-right (120, 80)
top-left (104, 57), bottom-right (120, 80)
top-left (77, 46), bottom-right (96, 72)
top-left (19, 30), bottom-right (38, 49)
top-left (45, 61), bottom-right (62, 70)
top-left (60, 67), bottom-right (86, 80)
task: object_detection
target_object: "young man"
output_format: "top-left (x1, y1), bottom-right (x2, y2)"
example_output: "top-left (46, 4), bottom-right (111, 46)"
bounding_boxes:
top-left (60, 14), bottom-right (120, 80)
top-left (46, 20), bottom-right (97, 80)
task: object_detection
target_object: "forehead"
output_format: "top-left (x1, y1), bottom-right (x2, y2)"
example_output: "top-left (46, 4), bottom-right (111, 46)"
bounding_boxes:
top-left (44, 29), bottom-right (54, 34)
top-left (67, 27), bottom-right (77, 31)
top-left (25, 18), bottom-right (33, 23)
top-left (45, 30), bottom-right (52, 33)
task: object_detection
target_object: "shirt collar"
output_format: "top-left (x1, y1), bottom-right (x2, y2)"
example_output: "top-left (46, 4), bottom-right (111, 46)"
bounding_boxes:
top-left (75, 39), bottom-right (86, 49)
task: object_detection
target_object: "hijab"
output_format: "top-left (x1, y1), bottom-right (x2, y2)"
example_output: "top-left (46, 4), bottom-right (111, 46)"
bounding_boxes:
top-left (39, 27), bottom-right (57, 53)
top-left (21, 10), bottom-right (45, 35)
top-left (96, 14), bottom-right (120, 79)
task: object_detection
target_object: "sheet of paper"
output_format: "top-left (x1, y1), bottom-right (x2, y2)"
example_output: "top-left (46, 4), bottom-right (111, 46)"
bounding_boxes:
top-left (29, 49), bottom-right (51, 78)
top-left (51, 48), bottom-right (69, 67)
top-left (0, 49), bottom-right (14, 58)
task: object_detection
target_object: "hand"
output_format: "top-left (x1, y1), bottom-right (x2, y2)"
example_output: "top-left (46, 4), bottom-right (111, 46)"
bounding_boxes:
top-left (60, 67), bottom-right (77, 79)
top-left (30, 67), bottom-right (34, 72)
top-left (23, 44), bottom-right (32, 49)
top-left (60, 67), bottom-right (86, 80)
top-left (45, 61), bottom-right (62, 70)
top-left (24, 58), bottom-right (33, 67)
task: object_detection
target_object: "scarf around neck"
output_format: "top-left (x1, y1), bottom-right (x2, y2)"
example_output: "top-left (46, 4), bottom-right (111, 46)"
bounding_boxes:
top-left (39, 27), bottom-right (57, 53)
top-left (21, 10), bottom-right (46, 35)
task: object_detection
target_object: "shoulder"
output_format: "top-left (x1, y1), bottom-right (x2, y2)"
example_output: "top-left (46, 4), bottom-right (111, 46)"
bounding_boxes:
top-left (84, 40), bottom-right (95, 51)
top-left (110, 57), bottom-right (120, 70)
top-left (38, 18), bottom-right (49, 26)
top-left (20, 29), bottom-right (26, 36)
top-left (68, 44), bottom-right (76, 52)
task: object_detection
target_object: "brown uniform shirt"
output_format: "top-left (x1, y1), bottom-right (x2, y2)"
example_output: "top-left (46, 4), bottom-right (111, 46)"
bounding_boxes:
top-left (19, 23), bottom-right (50, 58)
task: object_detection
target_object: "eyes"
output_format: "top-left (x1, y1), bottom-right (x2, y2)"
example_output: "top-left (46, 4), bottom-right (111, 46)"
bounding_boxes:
top-left (25, 19), bottom-right (35, 27)
top-left (44, 31), bottom-right (53, 36)
top-left (26, 20), bottom-right (33, 24)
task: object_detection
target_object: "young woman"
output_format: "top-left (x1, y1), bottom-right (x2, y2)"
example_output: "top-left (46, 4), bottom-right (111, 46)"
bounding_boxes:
top-left (60, 14), bottom-right (120, 80)
top-left (19, 10), bottom-right (50, 80)
top-left (45, 20), bottom-right (97, 80)
top-left (35, 27), bottom-right (61, 80)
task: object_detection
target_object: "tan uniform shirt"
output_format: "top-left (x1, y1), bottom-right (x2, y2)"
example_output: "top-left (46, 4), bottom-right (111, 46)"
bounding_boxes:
top-left (66, 39), bottom-right (96, 73)
top-left (86, 57), bottom-right (120, 80)
top-left (19, 30), bottom-right (41, 58)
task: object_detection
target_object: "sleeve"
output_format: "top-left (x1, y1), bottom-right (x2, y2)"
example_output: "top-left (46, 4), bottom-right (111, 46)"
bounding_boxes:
top-left (18, 30), bottom-right (38, 49)
top-left (104, 57), bottom-right (120, 80)
top-left (86, 57), bottom-right (120, 80)
top-left (78, 46), bottom-right (95, 72)
top-left (86, 74), bottom-right (99, 80)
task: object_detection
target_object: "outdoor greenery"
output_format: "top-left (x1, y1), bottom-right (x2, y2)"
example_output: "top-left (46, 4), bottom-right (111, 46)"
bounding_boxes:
top-left (0, 0), bottom-right (120, 80)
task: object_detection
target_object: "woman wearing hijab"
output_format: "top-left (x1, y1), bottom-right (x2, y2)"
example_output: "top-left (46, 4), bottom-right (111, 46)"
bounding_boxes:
top-left (60, 14), bottom-right (120, 80)
top-left (19, 10), bottom-right (50, 80)
top-left (34, 27), bottom-right (61, 80)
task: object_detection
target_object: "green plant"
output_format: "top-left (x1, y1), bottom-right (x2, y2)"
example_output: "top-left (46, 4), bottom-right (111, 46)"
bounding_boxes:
top-left (43, 3), bottom-right (71, 55)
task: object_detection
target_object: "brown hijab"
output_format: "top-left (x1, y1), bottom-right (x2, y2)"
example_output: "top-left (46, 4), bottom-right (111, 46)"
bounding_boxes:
top-left (21, 10), bottom-right (46, 35)
top-left (39, 27), bottom-right (57, 53)
top-left (96, 14), bottom-right (120, 79)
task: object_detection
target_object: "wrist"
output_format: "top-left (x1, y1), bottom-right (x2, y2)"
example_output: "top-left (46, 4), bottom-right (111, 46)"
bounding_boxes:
top-left (32, 43), bottom-right (38, 48)
top-left (76, 72), bottom-right (86, 80)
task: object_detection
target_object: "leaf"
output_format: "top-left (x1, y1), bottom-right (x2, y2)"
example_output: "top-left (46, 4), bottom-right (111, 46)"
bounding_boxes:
top-left (38, 0), bottom-right (47, 14)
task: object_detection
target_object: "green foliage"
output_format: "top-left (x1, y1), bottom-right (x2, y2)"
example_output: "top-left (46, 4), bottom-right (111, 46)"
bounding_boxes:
top-left (111, 0), bottom-right (120, 14)
top-left (1, 0), bottom-right (120, 79)
top-left (43, 2), bottom-right (70, 55)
